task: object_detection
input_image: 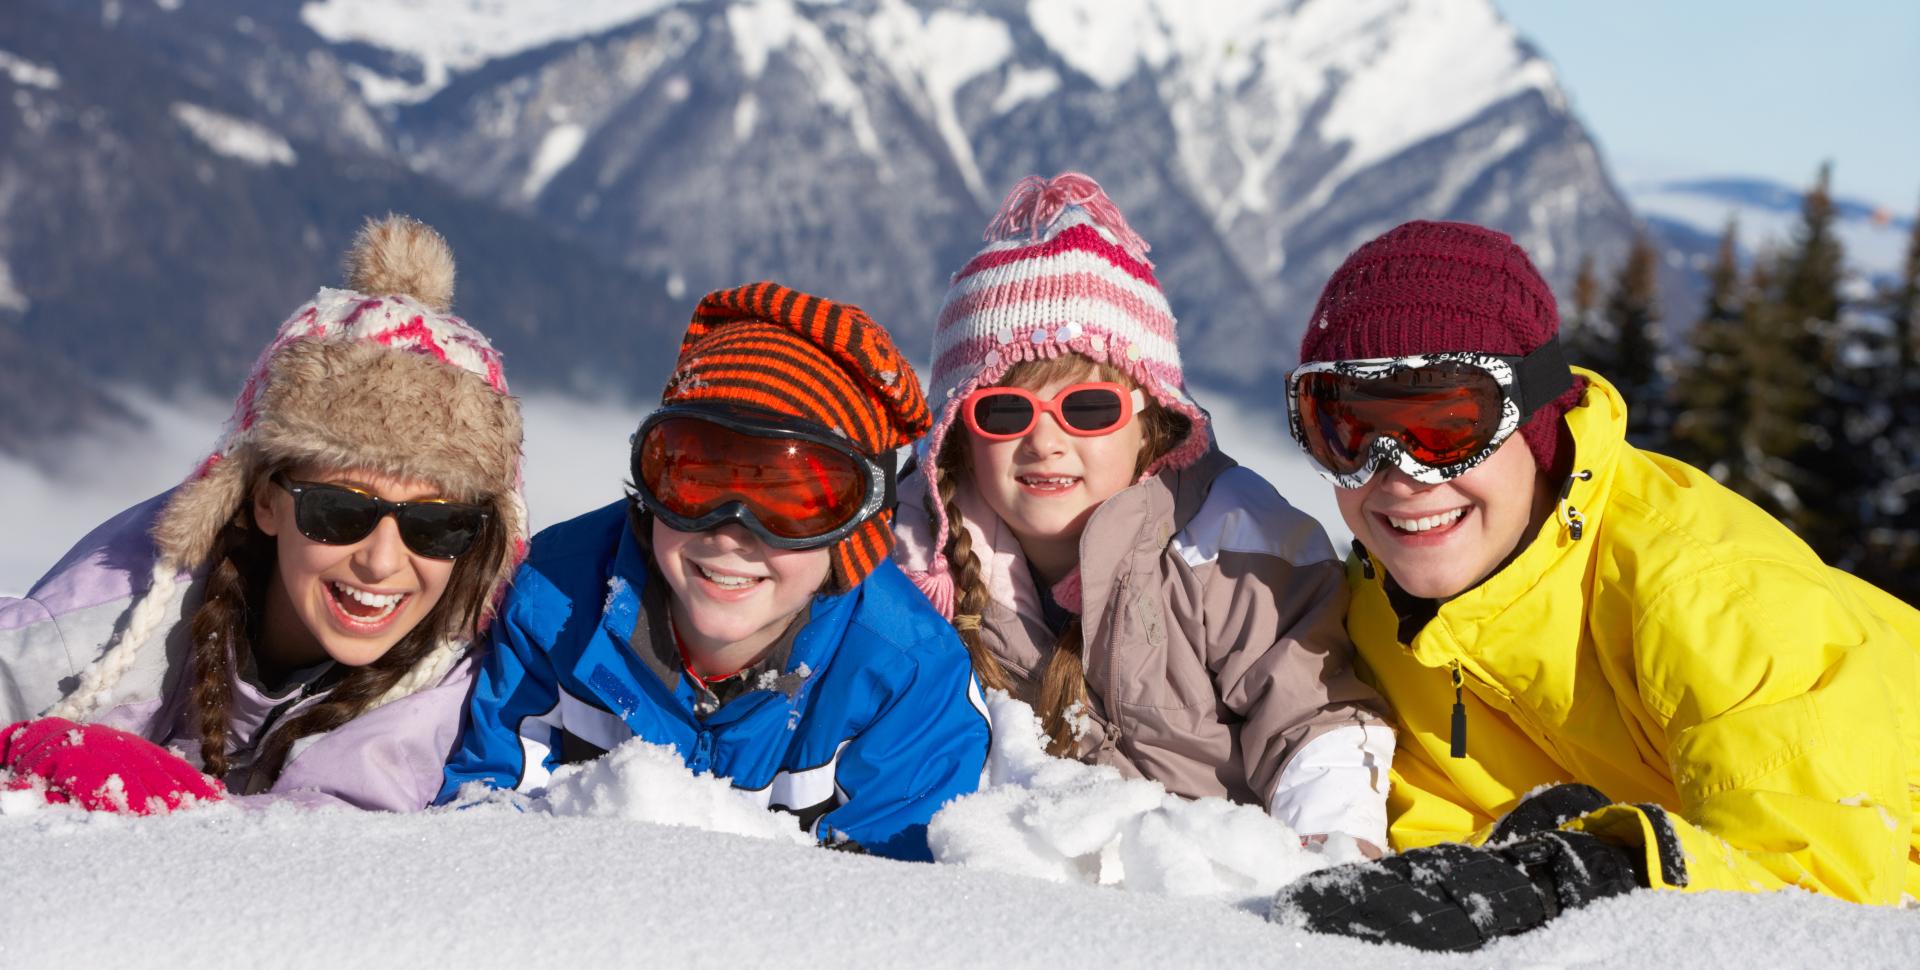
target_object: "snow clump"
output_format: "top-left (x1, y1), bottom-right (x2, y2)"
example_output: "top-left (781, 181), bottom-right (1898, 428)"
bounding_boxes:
top-left (929, 691), bottom-right (1348, 897)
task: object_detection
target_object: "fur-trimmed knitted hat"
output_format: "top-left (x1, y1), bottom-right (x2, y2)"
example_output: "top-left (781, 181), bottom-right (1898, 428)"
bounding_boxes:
top-left (658, 282), bottom-right (930, 591)
top-left (909, 172), bottom-right (1209, 612)
top-left (1298, 220), bottom-right (1583, 473)
top-left (51, 215), bottom-right (527, 720)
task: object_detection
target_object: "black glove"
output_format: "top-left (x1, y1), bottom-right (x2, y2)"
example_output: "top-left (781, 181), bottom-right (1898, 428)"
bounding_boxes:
top-left (1270, 830), bottom-right (1642, 952)
top-left (1488, 783), bottom-right (1612, 843)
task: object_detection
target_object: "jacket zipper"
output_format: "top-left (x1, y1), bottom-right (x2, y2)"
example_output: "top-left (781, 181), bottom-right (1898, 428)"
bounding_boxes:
top-left (1558, 469), bottom-right (1595, 540)
top-left (1449, 660), bottom-right (1467, 759)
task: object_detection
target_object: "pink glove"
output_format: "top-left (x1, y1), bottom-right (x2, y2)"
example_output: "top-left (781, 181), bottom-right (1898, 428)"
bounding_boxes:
top-left (1, 717), bottom-right (225, 814)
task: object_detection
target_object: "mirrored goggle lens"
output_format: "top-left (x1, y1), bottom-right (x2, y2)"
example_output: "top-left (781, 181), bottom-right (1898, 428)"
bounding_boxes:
top-left (638, 417), bottom-right (869, 539)
top-left (292, 486), bottom-right (487, 559)
top-left (1295, 362), bottom-right (1505, 476)
top-left (968, 386), bottom-right (1128, 437)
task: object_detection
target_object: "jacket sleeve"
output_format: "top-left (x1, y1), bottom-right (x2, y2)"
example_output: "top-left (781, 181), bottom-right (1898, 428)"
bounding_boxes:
top-left (816, 631), bottom-right (991, 861)
top-left (1598, 558), bottom-right (1918, 902)
top-left (0, 594), bottom-right (70, 723)
top-left (434, 570), bottom-right (565, 804)
top-left (1202, 547), bottom-right (1395, 847)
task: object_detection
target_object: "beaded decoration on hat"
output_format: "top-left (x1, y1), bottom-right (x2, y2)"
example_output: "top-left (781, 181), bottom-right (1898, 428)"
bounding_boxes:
top-left (910, 172), bottom-right (1209, 614)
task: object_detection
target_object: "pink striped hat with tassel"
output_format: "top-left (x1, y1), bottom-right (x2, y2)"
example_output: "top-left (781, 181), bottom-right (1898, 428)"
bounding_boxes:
top-left (909, 172), bottom-right (1210, 616)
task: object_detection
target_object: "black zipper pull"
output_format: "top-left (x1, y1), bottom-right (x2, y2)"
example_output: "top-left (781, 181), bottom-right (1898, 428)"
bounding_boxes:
top-left (1449, 661), bottom-right (1467, 759)
top-left (1354, 539), bottom-right (1375, 580)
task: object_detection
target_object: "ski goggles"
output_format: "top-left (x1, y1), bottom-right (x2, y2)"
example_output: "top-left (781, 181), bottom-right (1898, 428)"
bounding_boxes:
top-left (271, 474), bottom-right (491, 559)
top-left (1286, 337), bottom-right (1573, 488)
top-left (960, 382), bottom-right (1148, 441)
top-left (631, 404), bottom-right (896, 550)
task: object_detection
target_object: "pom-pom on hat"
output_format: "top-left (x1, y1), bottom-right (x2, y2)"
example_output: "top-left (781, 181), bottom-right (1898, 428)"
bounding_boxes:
top-left (910, 172), bottom-right (1209, 612)
top-left (1298, 220), bottom-right (1584, 472)
top-left (51, 215), bottom-right (528, 720)
top-left (658, 282), bottom-right (931, 591)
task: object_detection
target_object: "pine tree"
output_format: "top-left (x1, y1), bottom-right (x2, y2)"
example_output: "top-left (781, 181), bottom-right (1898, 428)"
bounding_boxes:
top-left (1604, 231), bottom-right (1664, 445)
top-left (1896, 201), bottom-right (1920, 375)
top-left (1562, 253), bottom-right (1612, 374)
top-left (1854, 198), bottom-right (1920, 603)
top-left (1752, 164), bottom-right (1860, 563)
top-left (1669, 219), bottom-right (1746, 479)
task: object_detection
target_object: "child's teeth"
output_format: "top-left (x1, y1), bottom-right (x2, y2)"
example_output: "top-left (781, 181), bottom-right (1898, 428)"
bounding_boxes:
top-left (698, 565), bottom-right (757, 588)
top-left (1388, 509), bottom-right (1465, 533)
top-left (334, 583), bottom-right (405, 606)
top-left (331, 582), bottom-right (403, 618)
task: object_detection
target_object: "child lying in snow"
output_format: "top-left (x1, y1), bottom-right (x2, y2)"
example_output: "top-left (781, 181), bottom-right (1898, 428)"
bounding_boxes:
top-left (0, 216), bottom-right (526, 812)
top-left (1272, 220), bottom-right (1920, 952)
top-left (436, 283), bottom-right (990, 860)
top-left (892, 172), bottom-right (1395, 854)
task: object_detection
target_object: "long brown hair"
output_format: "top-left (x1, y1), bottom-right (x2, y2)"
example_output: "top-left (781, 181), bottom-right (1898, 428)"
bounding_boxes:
top-left (934, 355), bottom-right (1184, 756)
top-left (188, 470), bottom-right (506, 783)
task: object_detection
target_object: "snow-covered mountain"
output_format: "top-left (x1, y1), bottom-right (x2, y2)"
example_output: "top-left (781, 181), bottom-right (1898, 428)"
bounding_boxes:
top-left (3, 0), bottom-right (1647, 452)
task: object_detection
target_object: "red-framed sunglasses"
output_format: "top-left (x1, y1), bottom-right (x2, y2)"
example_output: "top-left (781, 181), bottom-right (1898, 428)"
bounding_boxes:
top-left (960, 382), bottom-right (1148, 441)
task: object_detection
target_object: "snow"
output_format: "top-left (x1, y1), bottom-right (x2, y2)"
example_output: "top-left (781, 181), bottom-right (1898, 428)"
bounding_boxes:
top-left (453, 738), bottom-right (817, 845)
top-left (1308, 0), bottom-right (1555, 187)
top-left (299, 0), bottom-right (678, 105)
top-left (522, 123), bottom-right (588, 199)
top-left (865, 0), bottom-right (1012, 204)
top-left (1028, 0), bottom-right (1170, 90)
top-left (0, 257), bottom-right (28, 313)
top-left (991, 65), bottom-right (1060, 115)
top-left (933, 692), bottom-right (1353, 898)
top-left (0, 49), bottom-right (61, 90)
top-left (171, 103), bottom-right (297, 167)
top-left (5, 735), bottom-right (1920, 967)
top-left (726, 0), bottom-right (882, 157)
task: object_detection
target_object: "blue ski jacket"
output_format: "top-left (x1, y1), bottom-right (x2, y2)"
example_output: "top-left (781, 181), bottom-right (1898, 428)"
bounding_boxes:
top-left (436, 501), bottom-right (991, 860)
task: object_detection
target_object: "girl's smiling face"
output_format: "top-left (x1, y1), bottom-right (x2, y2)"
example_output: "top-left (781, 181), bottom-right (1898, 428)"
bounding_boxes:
top-left (964, 363), bottom-right (1149, 582)
top-left (252, 465), bottom-right (460, 674)
top-left (1333, 433), bottom-right (1553, 599)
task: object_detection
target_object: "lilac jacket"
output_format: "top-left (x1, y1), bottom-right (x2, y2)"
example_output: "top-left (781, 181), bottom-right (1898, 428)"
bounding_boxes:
top-left (0, 491), bottom-right (473, 811)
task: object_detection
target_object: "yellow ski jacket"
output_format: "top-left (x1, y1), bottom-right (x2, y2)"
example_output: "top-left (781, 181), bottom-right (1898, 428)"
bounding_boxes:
top-left (1349, 370), bottom-right (1920, 903)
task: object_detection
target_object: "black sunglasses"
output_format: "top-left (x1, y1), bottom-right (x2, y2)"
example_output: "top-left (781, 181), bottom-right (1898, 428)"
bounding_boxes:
top-left (271, 473), bottom-right (490, 560)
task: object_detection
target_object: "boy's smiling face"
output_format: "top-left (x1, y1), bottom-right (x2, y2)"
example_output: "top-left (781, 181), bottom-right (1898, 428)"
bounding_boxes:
top-left (652, 519), bottom-right (831, 677)
top-left (1333, 433), bottom-right (1550, 599)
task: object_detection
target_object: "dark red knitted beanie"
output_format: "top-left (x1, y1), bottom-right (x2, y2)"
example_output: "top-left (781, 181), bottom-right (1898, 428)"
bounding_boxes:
top-left (1298, 220), bottom-right (1583, 472)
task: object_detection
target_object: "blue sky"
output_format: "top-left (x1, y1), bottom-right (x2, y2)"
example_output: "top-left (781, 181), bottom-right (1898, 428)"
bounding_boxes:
top-left (1493, 1), bottom-right (1919, 209)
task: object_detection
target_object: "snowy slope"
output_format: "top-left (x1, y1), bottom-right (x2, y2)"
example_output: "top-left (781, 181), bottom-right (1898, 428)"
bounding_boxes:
top-left (5, 708), bottom-right (1918, 969)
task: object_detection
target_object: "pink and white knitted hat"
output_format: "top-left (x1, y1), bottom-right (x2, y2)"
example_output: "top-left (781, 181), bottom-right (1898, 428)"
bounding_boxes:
top-left (52, 215), bottom-right (528, 720)
top-left (911, 172), bottom-right (1210, 611)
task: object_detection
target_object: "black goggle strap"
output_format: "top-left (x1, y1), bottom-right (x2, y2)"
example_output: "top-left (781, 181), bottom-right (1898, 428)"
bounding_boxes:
top-left (1509, 334), bottom-right (1574, 422)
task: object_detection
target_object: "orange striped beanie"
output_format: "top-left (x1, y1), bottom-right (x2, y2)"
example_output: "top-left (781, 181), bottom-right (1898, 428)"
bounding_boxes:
top-left (661, 282), bottom-right (931, 590)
